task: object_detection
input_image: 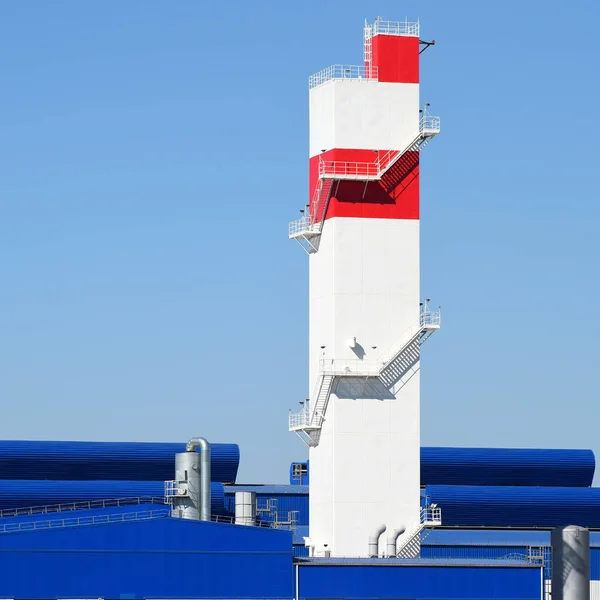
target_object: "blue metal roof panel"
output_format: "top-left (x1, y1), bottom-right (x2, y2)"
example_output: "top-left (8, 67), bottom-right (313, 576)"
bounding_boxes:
top-left (426, 484), bottom-right (600, 528)
top-left (0, 480), bottom-right (226, 515)
top-left (225, 485), bottom-right (309, 494)
top-left (291, 447), bottom-right (595, 488)
top-left (421, 447), bottom-right (595, 487)
top-left (423, 529), bottom-right (551, 546)
top-left (0, 440), bottom-right (240, 483)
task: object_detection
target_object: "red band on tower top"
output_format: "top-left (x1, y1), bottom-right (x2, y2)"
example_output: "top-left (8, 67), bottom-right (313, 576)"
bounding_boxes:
top-left (370, 35), bottom-right (419, 84)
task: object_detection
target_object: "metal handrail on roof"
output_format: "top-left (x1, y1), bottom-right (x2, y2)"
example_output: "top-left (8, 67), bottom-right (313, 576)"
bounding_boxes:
top-left (365, 18), bottom-right (420, 39)
top-left (0, 496), bottom-right (165, 519)
top-left (309, 64), bottom-right (378, 89)
top-left (0, 508), bottom-right (168, 535)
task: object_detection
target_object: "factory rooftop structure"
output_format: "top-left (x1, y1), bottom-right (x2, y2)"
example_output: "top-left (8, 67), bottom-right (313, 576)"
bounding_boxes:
top-left (2, 14), bottom-right (594, 600)
top-left (0, 439), bottom-right (597, 598)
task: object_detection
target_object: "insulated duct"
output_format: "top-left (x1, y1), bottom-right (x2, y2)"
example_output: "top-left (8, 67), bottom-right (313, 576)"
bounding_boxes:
top-left (386, 526), bottom-right (406, 557)
top-left (368, 524), bottom-right (387, 557)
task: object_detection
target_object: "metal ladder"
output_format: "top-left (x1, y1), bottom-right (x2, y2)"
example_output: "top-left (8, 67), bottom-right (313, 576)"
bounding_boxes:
top-left (310, 374), bottom-right (335, 427)
top-left (311, 178), bottom-right (334, 227)
top-left (364, 20), bottom-right (374, 77)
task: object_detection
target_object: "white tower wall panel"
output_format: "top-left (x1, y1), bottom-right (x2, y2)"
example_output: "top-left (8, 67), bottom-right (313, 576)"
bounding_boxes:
top-left (308, 217), bottom-right (420, 557)
top-left (309, 81), bottom-right (419, 158)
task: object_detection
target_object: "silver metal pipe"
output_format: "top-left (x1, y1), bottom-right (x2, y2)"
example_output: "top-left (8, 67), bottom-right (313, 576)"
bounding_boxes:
top-left (386, 526), bottom-right (406, 557)
top-left (552, 525), bottom-right (590, 600)
top-left (186, 437), bottom-right (211, 521)
top-left (173, 451), bottom-right (201, 520)
top-left (368, 524), bottom-right (387, 557)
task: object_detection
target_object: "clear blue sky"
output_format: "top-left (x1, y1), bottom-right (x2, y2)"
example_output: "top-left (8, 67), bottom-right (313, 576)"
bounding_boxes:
top-left (1, 1), bottom-right (599, 484)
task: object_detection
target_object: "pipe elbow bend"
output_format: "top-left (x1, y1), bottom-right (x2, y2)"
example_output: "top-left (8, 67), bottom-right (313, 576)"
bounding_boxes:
top-left (388, 526), bottom-right (406, 543)
top-left (368, 524), bottom-right (387, 543)
top-left (186, 437), bottom-right (210, 453)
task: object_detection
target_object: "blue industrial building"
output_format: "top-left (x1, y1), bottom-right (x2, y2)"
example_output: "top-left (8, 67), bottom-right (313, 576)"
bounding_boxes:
top-left (0, 515), bottom-right (294, 599)
top-left (0, 440), bottom-right (596, 598)
top-left (296, 559), bottom-right (542, 600)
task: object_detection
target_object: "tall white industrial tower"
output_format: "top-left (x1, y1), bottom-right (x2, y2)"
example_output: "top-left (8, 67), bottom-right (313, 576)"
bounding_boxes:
top-left (289, 18), bottom-right (441, 558)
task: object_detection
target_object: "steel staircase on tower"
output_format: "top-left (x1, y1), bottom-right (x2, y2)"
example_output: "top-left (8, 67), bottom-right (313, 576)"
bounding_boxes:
top-left (289, 112), bottom-right (440, 252)
top-left (319, 113), bottom-right (439, 183)
top-left (289, 304), bottom-right (441, 447)
top-left (378, 308), bottom-right (440, 389)
top-left (310, 374), bottom-right (335, 427)
top-left (395, 506), bottom-right (442, 558)
top-left (288, 374), bottom-right (335, 447)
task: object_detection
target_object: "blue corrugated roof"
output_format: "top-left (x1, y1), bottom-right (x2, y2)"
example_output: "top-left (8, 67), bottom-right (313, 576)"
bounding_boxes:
top-left (421, 447), bottom-right (595, 487)
top-left (425, 529), bottom-right (600, 546)
top-left (292, 447), bottom-right (595, 489)
top-left (225, 485), bottom-right (309, 494)
top-left (0, 440), bottom-right (240, 484)
top-left (423, 529), bottom-right (551, 546)
top-left (426, 484), bottom-right (600, 528)
top-left (0, 480), bottom-right (226, 515)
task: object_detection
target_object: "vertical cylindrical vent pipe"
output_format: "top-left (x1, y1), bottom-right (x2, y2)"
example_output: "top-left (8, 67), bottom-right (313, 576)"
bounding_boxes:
top-left (173, 451), bottom-right (201, 520)
top-left (185, 437), bottom-right (211, 522)
top-left (386, 526), bottom-right (406, 557)
top-left (368, 524), bottom-right (387, 557)
top-left (552, 525), bottom-right (590, 600)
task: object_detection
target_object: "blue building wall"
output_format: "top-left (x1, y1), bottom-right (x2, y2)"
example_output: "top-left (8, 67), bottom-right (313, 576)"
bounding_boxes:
top-left (426, 485), bottom-right (600, 528)
top-left (421, 545), bottom-right (528, 561)
top-left (592, 548), bottom-right (600, 580)
top-left (297, 561), bottom-right (542, 600)
top-left (0, 440), bottom-right (240, 483)
top-left (294, 539), bottom-right (600, 578)
top-left (290, 461), bottom-right (310, 485)
top-left (0, 517), bottom-right (293, 599)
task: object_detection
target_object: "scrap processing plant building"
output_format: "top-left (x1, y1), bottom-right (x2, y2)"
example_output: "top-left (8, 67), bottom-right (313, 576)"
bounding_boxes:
top-left (289, 17), bottom-right (440, 557)
top-left (1, 15), bottom-right (596, 600)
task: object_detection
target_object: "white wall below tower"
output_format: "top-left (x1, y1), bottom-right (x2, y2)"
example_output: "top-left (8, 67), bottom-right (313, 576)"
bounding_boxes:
top-left (309, 374), bottom-right (421, 557)
top-left (308, 216), bottom-right (421, 557)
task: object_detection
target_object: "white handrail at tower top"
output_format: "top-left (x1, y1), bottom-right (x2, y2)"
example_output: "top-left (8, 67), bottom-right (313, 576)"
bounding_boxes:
top-left (309, 65), bottom-right (379, 89)
top-left (365, 17), bottom-right (420, 39)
